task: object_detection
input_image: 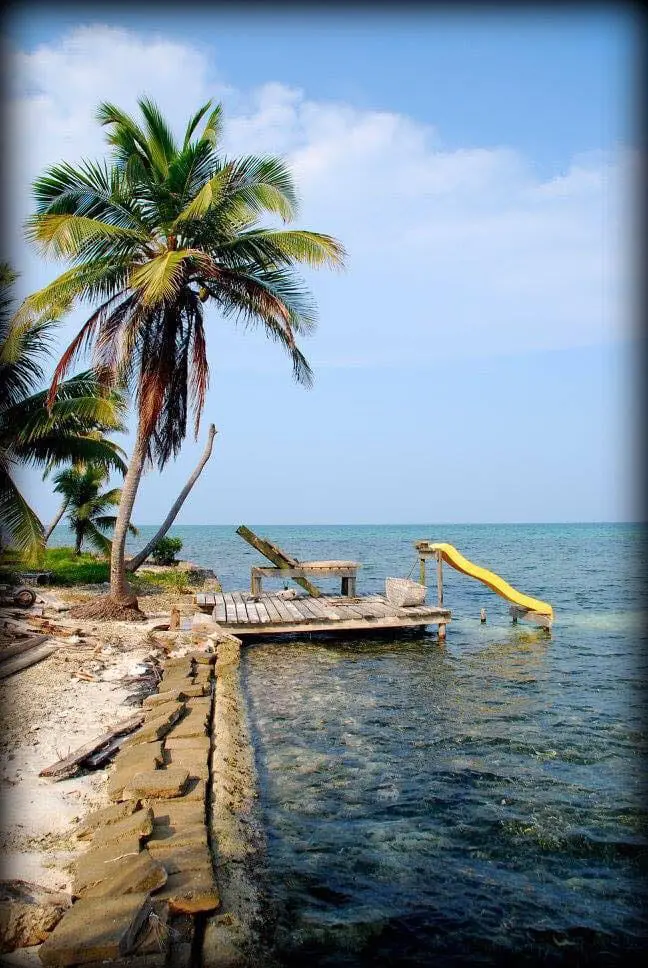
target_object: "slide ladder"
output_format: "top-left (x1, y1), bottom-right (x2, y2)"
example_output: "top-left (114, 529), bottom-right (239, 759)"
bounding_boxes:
top-left (415, 541), bottom-right (553, 626)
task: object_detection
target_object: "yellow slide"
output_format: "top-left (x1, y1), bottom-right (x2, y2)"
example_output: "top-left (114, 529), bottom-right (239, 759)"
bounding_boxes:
top-left (421, 542), bottom-right (554, 619)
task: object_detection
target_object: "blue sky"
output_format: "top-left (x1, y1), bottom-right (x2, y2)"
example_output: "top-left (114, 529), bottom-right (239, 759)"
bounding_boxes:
top-left (6, 4), bottom-right (640, 524)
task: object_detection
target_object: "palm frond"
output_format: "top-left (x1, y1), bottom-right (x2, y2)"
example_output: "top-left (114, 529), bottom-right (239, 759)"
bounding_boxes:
top-left (130, 249), bottom-right (208, 307)
top-left (0, 468), bottom-right (44, 556)
top-left (183, 100), bottom-right (213, 149)
top-left (26, 213), bottom-right (148, 259)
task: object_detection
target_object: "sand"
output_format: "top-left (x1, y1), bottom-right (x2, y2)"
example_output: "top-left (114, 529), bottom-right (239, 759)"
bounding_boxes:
top-left (0, 598), bottom-right (163, 893)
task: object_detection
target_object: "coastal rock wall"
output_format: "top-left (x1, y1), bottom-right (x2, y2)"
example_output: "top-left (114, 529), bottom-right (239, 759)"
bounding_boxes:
top-left (202, 638), bottom-right (267, 968)
top-left (37, 643), bottom-right (221, 966)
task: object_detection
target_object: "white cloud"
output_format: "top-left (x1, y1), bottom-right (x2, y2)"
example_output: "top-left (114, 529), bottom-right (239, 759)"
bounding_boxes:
top-left (7, 24), bottom-right (635, 365)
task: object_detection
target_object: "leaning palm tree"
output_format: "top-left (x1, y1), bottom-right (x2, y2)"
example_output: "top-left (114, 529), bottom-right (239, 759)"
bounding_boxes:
top-left (22, 97), bottom-right (345, 617)
top-left (0, 263), bottom-right (127, 557)
top-left (51, 463), bottom-right (138, 555)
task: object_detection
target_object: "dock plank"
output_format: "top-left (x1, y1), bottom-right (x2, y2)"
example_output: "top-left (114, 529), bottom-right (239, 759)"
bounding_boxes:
top-left (327, 601), bottom-right (366, 620)
top-left (246, 600), bottom-right (261, 623)
top-left (254, 600), bottom-right (272, 623)
top-left (282, 599), bottom-right (312, 623)
top-left (212, 594), bottom-right (227, 624)
top-left (288, 598), bottom-right (317, 622)
top-left (267, 597), bottom-right (296, 623)
top-left (261, 597), bottom-right (284, 623)
top-left (223, 593), bottom-right (238, 624)
top-left (231, 592), bottom-right (249, 624)
top-left (297, 598), bottom-right (335, 622)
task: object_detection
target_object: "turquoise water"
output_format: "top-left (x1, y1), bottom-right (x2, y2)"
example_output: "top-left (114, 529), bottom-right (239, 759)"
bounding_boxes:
top-left (52, 523), bottom-right (647, 963)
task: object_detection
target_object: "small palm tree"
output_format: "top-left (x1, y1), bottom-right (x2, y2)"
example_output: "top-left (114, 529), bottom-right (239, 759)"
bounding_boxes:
top-left (0, 263), bottom-right (127, 557)
top-left (52, 463), bottom-right (138, 555)
top-left (23, 97), bottom-right (345, 615)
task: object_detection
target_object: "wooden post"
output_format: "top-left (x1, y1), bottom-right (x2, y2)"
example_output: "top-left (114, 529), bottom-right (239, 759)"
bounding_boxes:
top-left (341, 576), bottom-right (356, 597)
top-left (436, 551), bottom-right (444, 606)
top-left (480, 608), bottom-right (487, 623)
top-left (419, 557), bottom-right (426, 586)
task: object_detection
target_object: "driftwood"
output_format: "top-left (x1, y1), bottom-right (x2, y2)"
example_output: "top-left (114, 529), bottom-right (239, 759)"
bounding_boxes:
top-left (84, 735), bottom-right (127, 769)
top-left (127, 423), bottom-right (217, 572)
top-left (39, 712), bottom-right (145, 778)
top-left (0, 634), bottom-right (50, 662)
top-left (0, 641), bottom-right (60, 680)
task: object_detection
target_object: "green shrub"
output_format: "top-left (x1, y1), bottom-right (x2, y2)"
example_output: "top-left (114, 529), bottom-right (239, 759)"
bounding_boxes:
top-left (0, 547), bottom-right (110, 586)
top-left (150, 536), bottom-right (183, 566)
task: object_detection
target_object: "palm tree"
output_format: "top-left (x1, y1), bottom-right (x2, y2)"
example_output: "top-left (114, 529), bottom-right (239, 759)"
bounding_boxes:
top-left (51, 463), bottom-right (138, 555)
top-left (0, 263), bottom-right (127, 557)
top-left (22, 97), bottom-right (345, 616)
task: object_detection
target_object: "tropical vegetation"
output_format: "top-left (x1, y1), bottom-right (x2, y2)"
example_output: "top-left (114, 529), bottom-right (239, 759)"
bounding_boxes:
top-left (0, 262), bottom-right (127, 559)
top-left (149, 535), bottom-right (183, 566)
top-left (22, 97), bottom-right (345, 615)
top-left (50, 463), bottom-right (138, 555)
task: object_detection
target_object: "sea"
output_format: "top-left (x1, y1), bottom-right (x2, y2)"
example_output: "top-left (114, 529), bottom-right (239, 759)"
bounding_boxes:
top-left (55, 522), bottom-right (648, 964)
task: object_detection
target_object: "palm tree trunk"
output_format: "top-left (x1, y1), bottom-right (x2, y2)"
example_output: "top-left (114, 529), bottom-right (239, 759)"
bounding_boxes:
top-left (44, 498), bottom-right (70, 544)
top-left (109, 423), bottom-right (149, 600)
top-left (127, 424), bottom-right (217, 572)
top-left (74, 526), bottom-right (83, 555)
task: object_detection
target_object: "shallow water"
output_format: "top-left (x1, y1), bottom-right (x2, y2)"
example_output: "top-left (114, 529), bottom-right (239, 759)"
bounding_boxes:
top-left (240, 524), bottom-right (647, 966)
top-left (54, 522), bottom-right (648, 962)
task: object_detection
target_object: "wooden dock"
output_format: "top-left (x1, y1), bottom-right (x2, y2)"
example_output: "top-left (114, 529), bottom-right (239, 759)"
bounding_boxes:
top-left (194, 592), bottom-right (451, 638)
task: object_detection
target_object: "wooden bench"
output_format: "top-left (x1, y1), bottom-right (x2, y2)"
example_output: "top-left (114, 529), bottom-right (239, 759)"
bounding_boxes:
top-left (250, 560), bottom-right (360, 597)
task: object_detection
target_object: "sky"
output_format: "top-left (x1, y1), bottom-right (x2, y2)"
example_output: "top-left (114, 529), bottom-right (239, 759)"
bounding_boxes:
top-left (4, 3), bottom-right (641, 525)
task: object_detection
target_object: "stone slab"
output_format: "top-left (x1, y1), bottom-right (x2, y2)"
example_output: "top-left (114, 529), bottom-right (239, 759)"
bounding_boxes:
top-left (185, 697), bottom-right (211, 717)
top-left (143, 689), bottom-right (182, 708)
top-left (83, 849), bottom-right (167, 899)
top-left (155, 845), bottom-right (213, 876)
top-left (163, 749), bottom-right (209, 781)
top-left (120, 709), bottom-right (183, 749)
top-left (76, 800), bottom-right (140, 840)
top-left (155, 870), bottom-right (220, 915)
top-left (143, 700), bottom-right (185, 723)
top-left (162, 658), bottom-right (195, 673)
top-left (91, 808), bottom-right (154, 847)
top-left (164, 735), bottom-right (210, 753)
top-left (177, 778), bottom-right (206, 803)
top-left (38, 892), bottom-right (152, 966)
top-left (112, 742), bottom-right (164, 776)
top-left (177, 682), bottom-right (209, 698)
top-left (146, 825), bottom-right (208, 854)
top-left (72, 836), bottom-right (141, 896)
top-left (188, 651), bottom-right (216, 665)
top-left (148, 799), bottom-right (205, 827)
top-left (168, 713), bottom-right (207, 739)
top-left (124, 769), bottom-right (189, 800)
